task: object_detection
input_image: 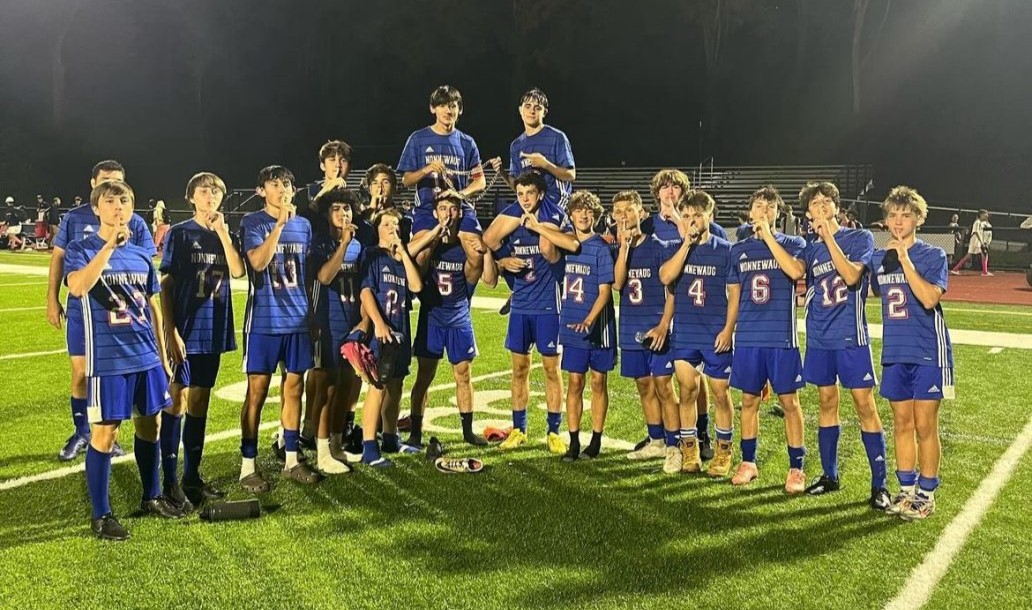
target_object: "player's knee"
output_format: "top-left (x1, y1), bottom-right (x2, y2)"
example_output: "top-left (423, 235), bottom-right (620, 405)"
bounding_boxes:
top-left (133, 415), bottom-right (159, 442)
top-left (590, 372), bottom-right (607, 394)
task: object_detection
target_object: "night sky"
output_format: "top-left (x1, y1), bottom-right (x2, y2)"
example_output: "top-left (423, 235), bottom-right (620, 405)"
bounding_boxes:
top-left (1, 0), bottom-right (1029, 213)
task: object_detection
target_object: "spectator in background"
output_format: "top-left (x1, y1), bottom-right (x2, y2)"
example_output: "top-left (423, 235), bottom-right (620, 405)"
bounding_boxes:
top-left (951, 209), bottom-right (993, 277)
top-left (73, 195), bottom-right (83, 207)
top-left (47, 198), bottom-right (62, 247)
top-left (735, 209), bottom-right (752, 241)
top-left (152, 199), bottom-right (167, 235)
top-left (947, 213), bottom-right (965, 266)
top-left (846, 210), bottom-right (862, 228)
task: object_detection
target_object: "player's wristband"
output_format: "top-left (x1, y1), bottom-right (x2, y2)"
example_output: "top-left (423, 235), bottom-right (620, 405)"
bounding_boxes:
top-left (492, 244), bottom-right (513, 259)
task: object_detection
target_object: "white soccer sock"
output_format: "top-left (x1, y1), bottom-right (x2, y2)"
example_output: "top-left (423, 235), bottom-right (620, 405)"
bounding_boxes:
top-left (317, 438), bottom-right (349, 474)
top-left (277, 426), bottom-right (285, 448)
top-left (285, 450), bottom-right (299, 469)
top-left (239, 457), bottom-right (256, 480)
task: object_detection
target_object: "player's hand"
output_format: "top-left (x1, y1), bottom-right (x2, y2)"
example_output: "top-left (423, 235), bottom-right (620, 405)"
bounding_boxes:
top-left (521, 212), bottom-right (544, 233)
top-left (752, 216), bottom-right (772, 240)
top-left (276, 201), bottom-right (296, 226)
top-left (46, 298), bottom-right (65, 330)
top-left (166, 328), bottom-right (187, 366)
top-left (498, 257), bottom-right (527, 273)
top-left (326, 176), bottom-right (346, 190)
top-left (644, 325), bottom-right (668, 352)
top-left (567, 318), bottom-right (593, 334)
top-left (425, 160), bottom-right (448, 176)
top-left (374, 321), bottom-right (393, 343)
top-left (439, 188), bottom-right (463, 201)
top-left (107, 220), bottom-right (130, 248)
top-left (617, 219), bottom-right (640, 247)
top-left (487, 157), bottom-right (503, 173)
top-left (519, 151), bottom-right (549, 169)
top-left (661, 205), bottom-right (682, 226)
top-left (207, 211), bottom-right (227, 233)
top-left (714, 327), bottom-right (733, 353)
top-left (810, 216), bottom-right (830, 240)
top-left (385, 233), bottom-right (403, 257)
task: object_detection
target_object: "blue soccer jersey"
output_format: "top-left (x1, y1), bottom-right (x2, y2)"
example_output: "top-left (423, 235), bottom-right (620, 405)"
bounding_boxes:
top-left (361, 247), bottom-right (412, 336)
top-left (420, 241), bottom-right (475, 328)
top-left (728, 233), bottom-right (807, 348)
top-left (509, 125), bottom-right (575, 207)
top-left (240, 211), bottom-right (311, 335)
top-left (64, 235), bottom-right (161, 377)
top-left (642, 215), bottom-right (726, 242)
top-left (671, 235), bottom-right (732, 350)
top-left (504, 207), bottom-right (566, 316)
top-left (559, 235), bottom-right (616, 350)
top-left (397, 127), bottom-right (482, 213)
top-left (158, 219), bottom-right (237, 354)
top-left (618, 235), bottom-right (675, 351)
top-left (872, 241), bottom-right (953, 368)
top-left (804, 228), bottom-right (874, 350)
top-left (309, 234), bottom-right (364, 339)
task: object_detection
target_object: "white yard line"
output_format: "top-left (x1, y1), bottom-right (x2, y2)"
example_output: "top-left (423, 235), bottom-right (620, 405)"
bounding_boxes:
top-left (0, 306), bottom-right (45, 312)
top-left (0, 349), bottom-right (64, 361)
top-left (884, 413), bottom-right (1032, 610)
top-left (0, 281), bottom-right (47, 287)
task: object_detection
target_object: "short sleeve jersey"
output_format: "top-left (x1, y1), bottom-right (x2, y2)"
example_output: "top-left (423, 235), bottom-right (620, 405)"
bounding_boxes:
top-left (240, 211), bottom-right (311, 335)
top-left (871, 241), bottom-right (953, 368)
top-left (360, 247), bottom-right (412, 336)
top-left (728, 233), bottom-right (807, 348)
top-left (420, 241), bottom-right (475, 328)
top-left (309, 233), bottom-right (364, 339)
top-left (803, 228), bottom-right (874, 350)
top-left (502, 202), bottom-right (566, 316)
top-left (64, 235), bottom-right (161, 377)
top-left (670, 235), bottom-right (732, 350)
top-left (509, 125), bottom-right (575, 207)
top-left (397, 127), bottom-right (481, 213)
top-left (559, 234), bottom-right (616, 350)
top-left (618, 236), bottom-right (675, 351)
top-left (158, 219), bottom-right (237, 354)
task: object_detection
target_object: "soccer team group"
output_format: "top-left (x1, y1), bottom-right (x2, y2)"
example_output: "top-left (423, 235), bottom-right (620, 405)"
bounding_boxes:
top-left (43, 86), bottom-right (954, 541)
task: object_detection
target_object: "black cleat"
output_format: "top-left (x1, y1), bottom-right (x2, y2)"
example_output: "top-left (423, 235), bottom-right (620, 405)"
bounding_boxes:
top-left (162, 482), bottom-right (195, 514)
top-left (426, 436), bottom-right (446, 461)
top-left (632, 436), bottom-right (650, 452)
top-left (463, 432), bottom-right (489, 446)
top-left (58, 433), bottom-right (90, 461)
top-left (141, 496), bottom-right (187, 519)
top-left (804, 475), bottom-right (841, 496)
top-left (404, 434), bottom-right (423, 449)
top-left (561, 446), bottom-right (580, 462)
top-left (182, 478), bottom-right (225, 507)
top-left (582, 442), bottom-right (601, 459)
top-left (240, 471), bottom-right (270, 494)
top-left (299, 434), bottom-right (317, 451)
top-left (499, 295), bottom-right (512, 316)
top-left (91, 514), bottom-right (130, 541)
top-left (869, 487), bottom-right (892, 511)
top-left (698, 434), bottom-right (715, 461)
top-left (345, 425), bottom-right (364, 455)
top-left (282, 462), bottom-right (323, 485)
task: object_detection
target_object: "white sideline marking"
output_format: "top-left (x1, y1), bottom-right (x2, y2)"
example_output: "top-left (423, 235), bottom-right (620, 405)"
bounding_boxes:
top-left (0, 364), bottom-right (538, 492)
top-left (988, 347), bottom-right (1004, 354)
top-left (884, 413), bottom-right (1032, 610)
top-left (0, 281), bottom-right (47, 287)
top-left (0, 349), bottom-right (64, 361)
top-left (0, 306), bottom-right (45, 312)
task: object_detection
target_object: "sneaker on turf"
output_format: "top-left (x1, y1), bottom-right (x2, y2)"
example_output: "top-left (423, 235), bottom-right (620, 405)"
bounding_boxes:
top-left (426, 437), bottom-right (446, 461)
top-left (111, 440), bottom-right (127, 458)
top-left (141, 496), bottom-right (187, 519)
top-left (626, 438), bottom-right (665, 461)
top-left (546, 432), bottom-right (568, 455)
top-left (982, 272), bottom-right (994, 277)
top-left (299, 434), bottom-right (317, 451)
top-left (282, 462), bottom-right (324, 485)
top-left (435, 457), bottom-right (484, 474)
top-left (804, 475), bottom-right (841, 496)
top-left (58, 432), bottom-right (90, 461)
top-left (363, 456), bottom-right (394, 468)
top-left (731, 461), bottom-right (759, 486)
top-left (698, 434), bottom-right (715, 461)
top-left (663, 446), bottom-right (683, 474)
top-left (182, 478), bottom-right (225, 507)
top-left (707, 440), bottom-right (734, 477)
top-left (162, 481), bottom-right (195, 514)
top-left (900, 494), bottom-right (936, 520)
top-left (499, 428), bottom-right (528, 450)
top-left (91, 514), bottom-right (130, 541)
top-left (869, 487), bottom-right (892, 511)
top-left (886, 490), bottom-right (915, 516)
top-left (680, 438), bottom-right (702, 473)
top-left (785, 468), bottom-right (806, 494)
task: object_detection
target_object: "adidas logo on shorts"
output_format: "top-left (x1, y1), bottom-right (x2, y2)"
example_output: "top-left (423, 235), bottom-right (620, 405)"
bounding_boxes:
top-left (547, 342), bottom-right (555, 348)
top-left (795, 375), bottom-right (803, 382)
top-left (863, 373), bottom-right (873, 381)
top-left (928, 385), bottom-right (940, 393)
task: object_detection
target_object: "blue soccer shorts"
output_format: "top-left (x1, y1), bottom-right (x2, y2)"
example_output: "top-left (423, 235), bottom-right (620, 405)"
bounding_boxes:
top-left (172, 353), bottom-right (222, 389)
top-left (313, 326), bottom-right (343, 371)
top-left (880, 363), bottom-right (955, 401)
top-left (561, 345), bottom-right (616, 374)
top-left (66, 309), bottom-right (86, 357)
top-left (803, 345), bottom-right (877, 389)
top-left (87, 366), bottom-right (171, 424)
top-left (730, 346), bottom-right (805, 396)
top-left (414, 318), bottom-right (478, 365)
top-left (243, 332), bottom-right (314, 375)
top-left (506, 312), bottom-right (561, 356)
top-left (620, 348), bottom-right (675, 379)
top-left (672, 348), bottom-right (733, 380)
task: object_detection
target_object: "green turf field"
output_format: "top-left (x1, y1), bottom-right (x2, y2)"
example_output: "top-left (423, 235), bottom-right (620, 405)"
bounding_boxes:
top-left (1, 252), bottom-right (1030, 609)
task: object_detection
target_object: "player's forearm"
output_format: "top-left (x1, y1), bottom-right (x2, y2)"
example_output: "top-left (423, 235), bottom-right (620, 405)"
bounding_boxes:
top-left (402, 170), bottom-right (424, 188)
top-left (764, 236), bottom-right (805, 280)
top-left (483, 216), bottom-right (520, 251)
top-left (400, 251), bottom-right (424, 293)
top-left (246, 225), bottom-right (284, 272)
top-left (360, 289), bottom-right (389, 328)
top-left (67, 247), bottom-right (115, 297)
top-left (159, 275), bottom-right (178, 333)
top-left (461, 173), bottom-right (486, 197)
top-left (659, 242), bottom-right (691, 286)
top-left (217, 230), bottom-right (246, 278)
top-left (478, 252), bottom-right (497, 287)
top-left (149, 295), bottom-right (168, 360)
top-left (464, 249), bottom-right (486, 286)
top-left (406, 226), bottom-right (442, 258)
top-left (536, 224), bottom-right (579, 253)
top-left (825, 237), bottom-right (864, 287)
top-left (659, 288), bottom-right (675, 330)
top-left (584, 284), bottom-right (613, 325)
top-left (901, 259), bottom-right (943, 309)
top-left (613, 245), bottom-right (631, 290)
top-left (550, 165), bottom-right (575, 182)
top-left (724, 284), bottom-right (741, 332)
top-left (47, 248), bottom-right (65, 304)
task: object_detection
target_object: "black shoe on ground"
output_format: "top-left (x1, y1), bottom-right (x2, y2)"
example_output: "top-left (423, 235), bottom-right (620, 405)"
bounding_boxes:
top-left (632, 436), bottom-right (649, 451)
top-left (240, 471), bottom-right (270, 494)
top-left (141, 496), bottom-right (187, 519)
top-left (562, 446), bottom-right (580, 462)
top-left (162, 482), bottom-right (195, 514)
top-left (91, 514), bottom-right (130, 541)
top-left (282, 462), bottom-right (323, 485)
top-left (58, 433), bottom-right (90, 461)
top-left (345, 426), bottom-right (364, 455)
top-left (582, 442), bottom-right (601, 459)
top-left (869, 487), bottom-right (892, 511)
top-left (426, 436), bottom-right (446, 461)
top-left (299, 434), bottom-right (317, 451)
top-left (699, 434), bottom-right (714, 461)
top-left (182, 478), bottom-right (225, 507)
top-left (804, 475), bottom-right (841, 496)
top-left (463, 432), bottom-right (488, 446)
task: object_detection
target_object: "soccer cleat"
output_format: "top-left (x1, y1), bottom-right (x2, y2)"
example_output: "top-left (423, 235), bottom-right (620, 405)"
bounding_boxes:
top-left (111, 441), bottom-right (127, 458)
top-left (426, 437), bottom-right (446, 461)
top-left (886, 490), bottom-right (915, 516)
top-left (182, 479), bottom-right (225, 507)
top-left (499, 428), bottom-right (528, 450)
top-left (785, 468), bottom-right (807, 494)
top-left (707, 440), bottom-right (734, 477)
top-left (698, 434), bottom-right (715, 461)
top-left (626, 439), bottom-right (665, 461)
top-left (561, 445), bottom-right (580, 462)
top-left (499, 295), bottom-right (512, 316)
top-left (463, 432), bottom-right (489, 446)
top-left (341, 340), bottom-right (380, 388)
top-left (546, 432), bottom-right (568, 455)
top-left (58, 433), bottom-right (90, 461)
top-left (731, 462), bottom-right (759, 486)
top-left (435, 457), bottom-right (484, 474)
top-left (162, 482), bottom-right (195, 514)
top-left (141, 496), bottom-right (188, 519)
top-left (363, 456), bottom-right (394, 468)
top-left (804, 475), bottom-right (841, 496)
top-left (483, 426), bottom-right (510, 443)
top-left (632, 436), bottom-right (650, 451)
top-left (869, 487), bottom-right (892, 511)
top-left (299, 434), bottom-right (317, 451)
top-left (900, 494), bottom-right (936, 520)
top-left (282, 462), bottom-right (324, 485)
top-left (240, 471), bottom-right (271, 494)
top-left (91, 514), bottom-right (130, 541)
top-left (663, 446), bottom-right (683, 474)
top-left (680, 438), bottom-right (703, 473)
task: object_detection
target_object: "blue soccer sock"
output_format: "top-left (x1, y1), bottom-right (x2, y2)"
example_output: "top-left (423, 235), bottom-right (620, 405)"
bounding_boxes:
top-left (362, 440), bottom-right (381, 463)
top-left (85, 446), bottom-right (112, 519)
top-left (897, 469), bottom-right (918, 491)
top-left (512, 409), bottom-right (528, 433)
top-left (546, 412), bottom-right (562, 435)
top-left (817, 425), bottom-right (841, 479)
top-left (240, 437), bottom-right (258, 459)
top-left (135, 436), bottom-right (161, 501)
top-left (741, 437), bottom-right (758, 463)
top-left (159, 411), bottom-right (183, 487)
top-left (715, 426), bottom-right (733, 443)
top-left (697, 412), bottom-right (710, 437)
top-left (787, 445), bottom-right (806, 470)
top-left (917, 475), bottom-right (940, 498)
top-left (282, 428), bottom-right (300, 452)
top-left (861, 430), bottom-right (887, 489)
top-left (72, 397), bottom-right (89, 437)
top-left (647, 423), bottom-right (664, 441)
top-left (181, 413), bottom-right (207, 484)
top-left (664, 429), bottom-right (679, 447)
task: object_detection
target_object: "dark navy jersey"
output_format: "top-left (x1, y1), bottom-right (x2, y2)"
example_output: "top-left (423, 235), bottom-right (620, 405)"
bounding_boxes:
top-left (559, 234), bottom-right (616, 350)
top-left (618, 235), bottom-right (675, 351)
top-left (872, 241), bottom-right (953, 368)
top-left (671, 235), bottom-right (732, 350)
top-left (803, 228), bottom-right (874, 350)
top-left (504, 204), bottom-right (566, 316)
top-left (420, 241), bottom-right (475, 328)
top-left (65, 235), bottom-right (161, 377)
top-left (240, 211), bottom-right (311, 335)
top-left (509, 125), bottom-right (575, 207)
top-left (361, 247), bottom-right (412, 336)
top-left (397, 127), bottom-right (481, 213)
top-left (310, 234), bottom-right (364, 338)
top-left (728, 233), bottom-right (807, 348)
top-left (159, 219), bottom-right (237, 354)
